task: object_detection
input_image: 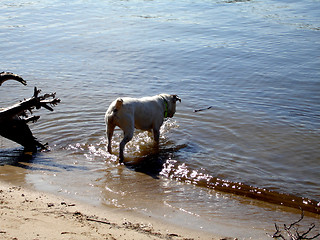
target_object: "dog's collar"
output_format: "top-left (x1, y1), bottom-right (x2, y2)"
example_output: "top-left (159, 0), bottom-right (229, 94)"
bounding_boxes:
top-left (160, 96), bottom-right (168, 118)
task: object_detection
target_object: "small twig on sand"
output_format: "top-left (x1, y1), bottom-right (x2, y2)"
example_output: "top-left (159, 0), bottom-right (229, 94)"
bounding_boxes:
top-left (86, 217), bottom-right (111, 225)
top-left (194, 106), bottom-right (212, 112)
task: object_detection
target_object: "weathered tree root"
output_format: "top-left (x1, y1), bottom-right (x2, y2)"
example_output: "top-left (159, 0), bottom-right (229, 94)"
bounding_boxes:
top-left (0, 72), bottom-right (60, 153)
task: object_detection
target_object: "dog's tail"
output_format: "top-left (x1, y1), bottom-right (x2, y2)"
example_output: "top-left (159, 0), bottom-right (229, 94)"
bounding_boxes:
top-left (106, 98), bottom-right (123, 124)
top-left (115, 98), bottom-right (123, 110)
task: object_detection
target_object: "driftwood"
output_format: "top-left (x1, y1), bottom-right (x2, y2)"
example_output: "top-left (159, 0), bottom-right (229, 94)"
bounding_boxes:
top-left (0, 72), bottom-right (60, 153)
top-left (270, 210), bottom-right (320, 240)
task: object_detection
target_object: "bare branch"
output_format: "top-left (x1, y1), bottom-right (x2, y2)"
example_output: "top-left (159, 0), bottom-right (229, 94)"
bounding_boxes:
top-left (0, 72), bottom-right (27, 86)
top-left (287, 210), bottom-right (304, 231)
top-left (24, 116), bottom-right (40, 123)
top-left (0, 87), bottom-right (60, 122)
top-left (269, 210), bottom-right (320, 240)
top-left (271, 223), bottom-right (286, 240)
top-left (304, 233), bottom-right (320, 240)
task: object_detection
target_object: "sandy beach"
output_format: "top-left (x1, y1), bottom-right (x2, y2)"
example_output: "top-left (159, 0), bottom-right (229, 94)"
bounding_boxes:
top-left (0, 181), bottom-right (226, 240)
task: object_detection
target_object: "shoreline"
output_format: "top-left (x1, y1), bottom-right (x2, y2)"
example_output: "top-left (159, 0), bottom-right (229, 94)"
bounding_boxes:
top-left (0, 180), bottom-right (225, 240)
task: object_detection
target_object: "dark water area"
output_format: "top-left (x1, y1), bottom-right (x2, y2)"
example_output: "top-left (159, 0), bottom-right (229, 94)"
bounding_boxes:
top-left (1, 0), bottom-right (320, 238)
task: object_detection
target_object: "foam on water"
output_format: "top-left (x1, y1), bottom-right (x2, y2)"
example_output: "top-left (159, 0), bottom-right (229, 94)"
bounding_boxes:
top-left (64, 119), bottom-right (320, 214)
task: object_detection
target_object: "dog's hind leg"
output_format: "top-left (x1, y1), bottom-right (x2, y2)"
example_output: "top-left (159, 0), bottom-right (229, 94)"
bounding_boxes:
top-left (106, 123), bottom-right (115, 153)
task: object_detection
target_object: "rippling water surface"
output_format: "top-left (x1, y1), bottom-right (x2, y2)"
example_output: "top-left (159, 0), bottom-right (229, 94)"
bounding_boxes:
top-left (1, 0), bottom-right (319, 238)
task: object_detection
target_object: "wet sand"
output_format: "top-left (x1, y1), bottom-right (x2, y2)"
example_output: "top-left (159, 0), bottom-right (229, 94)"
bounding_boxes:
top-left (0, 181), bottom-right (224, 240)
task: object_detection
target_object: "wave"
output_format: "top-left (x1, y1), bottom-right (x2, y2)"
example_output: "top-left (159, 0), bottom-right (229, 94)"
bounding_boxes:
top-left (160, 158), bottom-right (320, 215)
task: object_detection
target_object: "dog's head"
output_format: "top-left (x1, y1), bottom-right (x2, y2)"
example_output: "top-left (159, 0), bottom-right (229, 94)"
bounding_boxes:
top-left (159, 94), bottom-right (181, 118)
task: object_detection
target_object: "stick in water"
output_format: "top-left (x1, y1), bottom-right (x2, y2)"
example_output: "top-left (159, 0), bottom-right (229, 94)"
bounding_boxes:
top-left (194, 106), bottom-right (212, 112)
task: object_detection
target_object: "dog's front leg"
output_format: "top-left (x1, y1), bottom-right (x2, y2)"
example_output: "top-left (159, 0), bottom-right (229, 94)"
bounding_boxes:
top-left (119, 130), bottom-right (133, 163)
top-left (153, 128), bottom-right (160, 144)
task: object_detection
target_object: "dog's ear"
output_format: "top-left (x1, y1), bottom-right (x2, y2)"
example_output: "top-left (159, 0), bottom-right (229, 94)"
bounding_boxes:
top-left (172, 95), bottom-right (181, 103)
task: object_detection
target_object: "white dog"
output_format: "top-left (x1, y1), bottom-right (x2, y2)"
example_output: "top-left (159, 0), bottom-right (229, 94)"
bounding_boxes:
top-left (105, 94), bottom-right (181, 163)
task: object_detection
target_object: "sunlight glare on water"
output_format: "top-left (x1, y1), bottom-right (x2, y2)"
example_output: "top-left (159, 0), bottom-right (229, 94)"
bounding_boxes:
top-left (1, 0), bottom-right (320, 238)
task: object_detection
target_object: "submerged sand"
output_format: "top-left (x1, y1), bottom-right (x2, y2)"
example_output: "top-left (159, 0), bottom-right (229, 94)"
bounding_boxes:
top-left (0, 181), bottom-right (227, 240)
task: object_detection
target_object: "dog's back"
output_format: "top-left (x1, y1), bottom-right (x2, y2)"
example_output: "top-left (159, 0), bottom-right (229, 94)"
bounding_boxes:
top-left (106, 96), bottom-right (163, 131)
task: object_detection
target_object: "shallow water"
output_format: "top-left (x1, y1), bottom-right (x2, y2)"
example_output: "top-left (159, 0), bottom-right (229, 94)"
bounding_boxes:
top-left (1, 0), bottom-right (320, 238)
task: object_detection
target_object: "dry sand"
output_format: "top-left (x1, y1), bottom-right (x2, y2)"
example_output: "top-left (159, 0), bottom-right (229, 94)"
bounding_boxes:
top-left (0, 181), bottom-right (229, 240)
